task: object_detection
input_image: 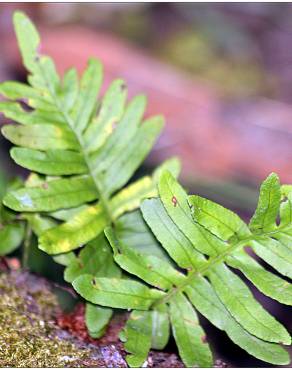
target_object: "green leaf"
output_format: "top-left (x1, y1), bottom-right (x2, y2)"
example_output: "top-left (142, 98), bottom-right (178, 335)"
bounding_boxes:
top-left (2, 12), bottom-right (171, 279)
top-left (105, 227), bottom-right (185, 290)
top-left (226, 251), bottom-right (292, 305)
top-left (73, 58), bottom-right (103, 133)
top-left (251, 237), bottom-right (292, 279)
top-left (49, 205), bottom-right (88, 221)
top-left (99, 115), bottom-right (164, 198)
top-left (158, 171), bottom-right (226, 256)
top-left (64, 234), bottom-right (120, 283)
top-left (0, 223), bottom-right (24, 256)
top-left (24, 213), bottom-right (76, 266)
top-left (114, 210), bottom-right (168, 261)
top-left (0, 102), bottom-right (66, 126)
top-left (11, 148), bottom-right (87, 176)
top-left (85, 302), bottom-right (113, 339)
top-left (3, 175), bottom-right (97, 212)
top-left (111, 157), bottom-right (181, 220)
top-left (0, 81), bottom-right (39, 100)
top-left (61, 68), bottom-right (78, 112)
top-left (39, 204), bottom-right (109, 254)
top-left (53, 252), bottom-right (76, 267)
top-left (208, 263), bottom-right (290, 344)
top-left (141, 198), bottom-right (204, 269)
top-left (84, 78), bottom-right (126, 151)
top-left (150, 304), bottom-right (170, 350)
top-left (110, 176), bottom-right (155, 219)
top-left (24, 213), bottom-right (56, 235)
top-left (91, 94), bottom-right (146, 174)
top-left (64, 235), bottom-right (120, 338)
top-left (121, 304), bottom-right (170, 355)
top-left (188, 195), bottom-right (250, 240)
top-left (185, 277), bottom-right (290, 365)
top-left (72, 274), bottom-right (165, 310)
top-left (121, 310), bottom-right (152, 367)
top-left (1, 124), bottom-right (79, 151)
top-left (249, 173), bottom-right (281, 233)
top-left (13, 11), bottom-right (40, 72)
top-left (169, 292), bottom-right (213, 367)
top-left (0, 102), bottom-right (38, 125)
top-left (3, 12), bottom-right (169, 267)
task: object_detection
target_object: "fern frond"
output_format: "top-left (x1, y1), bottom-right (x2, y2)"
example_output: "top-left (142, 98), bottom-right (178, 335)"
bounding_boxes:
top-left (73, 172), bottom-right (292, 367)
top-left (0, 12), bottom-right (180, 255)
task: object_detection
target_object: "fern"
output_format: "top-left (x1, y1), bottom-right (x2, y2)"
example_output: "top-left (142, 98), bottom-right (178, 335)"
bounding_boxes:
top-left (0, 11), bottom-right (179, 338)
top-left (1, 11), bottom-right (292, 368)
top-left (73, 171), bottom-right (292, 367)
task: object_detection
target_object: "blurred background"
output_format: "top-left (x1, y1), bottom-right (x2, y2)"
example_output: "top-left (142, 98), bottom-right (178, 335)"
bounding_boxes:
top-left (0, 3), bottom-right (292, 366)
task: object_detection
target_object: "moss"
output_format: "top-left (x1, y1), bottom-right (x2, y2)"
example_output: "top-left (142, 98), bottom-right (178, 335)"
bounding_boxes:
top-left (0, 271), bottom-right (91, 367)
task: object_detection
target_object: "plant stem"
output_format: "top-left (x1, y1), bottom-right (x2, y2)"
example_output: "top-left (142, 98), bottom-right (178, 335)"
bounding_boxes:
top-left (22, 223), bottom-right (32, 269)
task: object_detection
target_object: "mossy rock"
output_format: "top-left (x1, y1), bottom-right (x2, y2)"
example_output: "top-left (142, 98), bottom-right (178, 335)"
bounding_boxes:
top-left (0, 270), bottom-right (126, 367)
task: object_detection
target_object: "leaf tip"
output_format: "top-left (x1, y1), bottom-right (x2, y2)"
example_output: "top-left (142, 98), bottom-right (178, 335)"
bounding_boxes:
top-left (265, 172), bottom-right (280, 185)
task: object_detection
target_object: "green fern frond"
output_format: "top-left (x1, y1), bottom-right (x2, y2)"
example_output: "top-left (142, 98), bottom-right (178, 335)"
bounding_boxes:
top-left (73, 172), bottom-right (292, 367)
top-left (0, 12), bottom-right (180, 256)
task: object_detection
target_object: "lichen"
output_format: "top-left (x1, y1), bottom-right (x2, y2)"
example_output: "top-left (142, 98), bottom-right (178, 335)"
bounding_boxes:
top-left (0, 271), bottom-right (92, 367)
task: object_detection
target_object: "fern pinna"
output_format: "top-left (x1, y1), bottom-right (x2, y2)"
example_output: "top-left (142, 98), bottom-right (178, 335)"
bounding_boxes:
top-left (72, 171), bottom-right (292, 367)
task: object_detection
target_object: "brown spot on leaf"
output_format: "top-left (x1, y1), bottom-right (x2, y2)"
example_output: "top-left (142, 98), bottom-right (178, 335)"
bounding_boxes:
top-left (172, 196), bottom-right (178, 207)
top-left (42, 182), bottom-right (48, 190)
top-left (91, 278), bottom-right (96, 286)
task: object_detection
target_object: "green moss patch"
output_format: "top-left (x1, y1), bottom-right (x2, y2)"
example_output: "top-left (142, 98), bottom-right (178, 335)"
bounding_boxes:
top-left (0, 271), bottom-right (95, 367)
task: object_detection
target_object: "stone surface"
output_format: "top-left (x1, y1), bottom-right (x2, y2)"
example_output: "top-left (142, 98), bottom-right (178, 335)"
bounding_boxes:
top-left (0, 270), bottom-right (127, 367)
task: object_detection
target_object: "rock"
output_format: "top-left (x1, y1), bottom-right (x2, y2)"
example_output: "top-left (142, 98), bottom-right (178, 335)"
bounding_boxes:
top-left (0, 270), bottom-right (127, 367)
